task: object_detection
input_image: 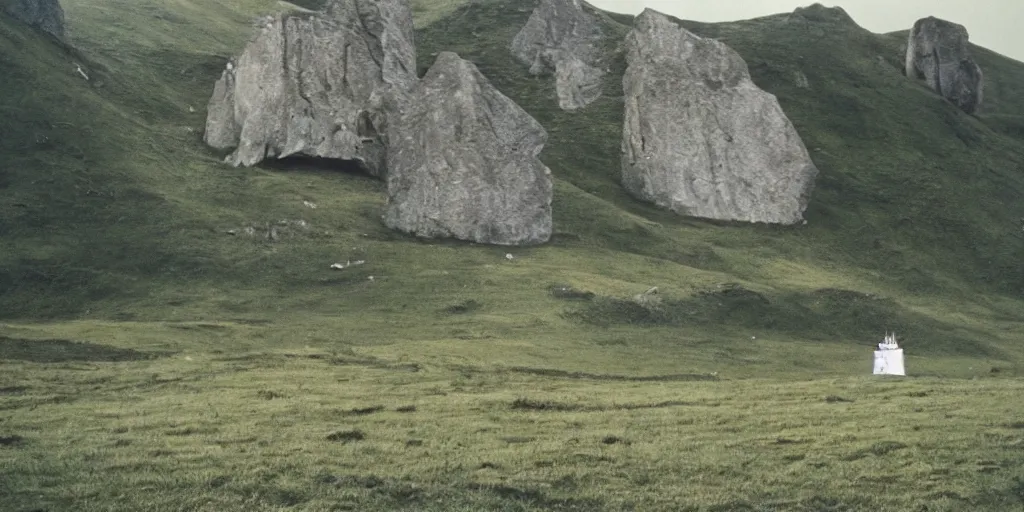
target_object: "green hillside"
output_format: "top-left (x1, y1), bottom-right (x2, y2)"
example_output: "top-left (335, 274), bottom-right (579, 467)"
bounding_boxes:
top-left (3, 0), bottom-right (1023, 370)
top-left (2, 0), bottom-right (1024, 510)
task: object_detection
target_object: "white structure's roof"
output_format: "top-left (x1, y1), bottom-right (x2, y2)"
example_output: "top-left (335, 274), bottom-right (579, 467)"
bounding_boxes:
top-left (877, 332), bottom-right (900, 350)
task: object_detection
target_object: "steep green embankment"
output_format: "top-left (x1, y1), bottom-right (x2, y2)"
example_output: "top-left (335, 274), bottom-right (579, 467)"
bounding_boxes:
top-left (1, 0), bottom-right (1023, 376)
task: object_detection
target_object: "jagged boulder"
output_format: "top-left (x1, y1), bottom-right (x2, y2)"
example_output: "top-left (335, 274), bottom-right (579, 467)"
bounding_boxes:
top-left (4, 0), bottom-right (65, 40)
top-left (621, 9), bottom-right (817, 225)
top-left (553, 54), bottom-right (605, 111)
top-left (905, 17), bottom-right (983, 114)
top-left (203, 0), bottom-right (416, 174)
top-left (384, 52), bottom-right (553, 246)
top-left (510, 0), bottom-right (605, 111)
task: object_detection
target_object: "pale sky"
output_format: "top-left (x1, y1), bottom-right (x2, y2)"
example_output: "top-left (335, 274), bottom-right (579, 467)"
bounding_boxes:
top-left (589, 1), bottom-right (1023, 62)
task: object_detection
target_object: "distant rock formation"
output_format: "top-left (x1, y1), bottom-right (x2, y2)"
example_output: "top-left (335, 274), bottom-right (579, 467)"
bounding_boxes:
top-left (905, 17), bottom-right (983, 114)
top-left (384, 52), bottom-right (553, 246)
top-left (510, 0), bottom-right (605, 111)
top-left (4, 0), bottom-right (65, 40)
top-left (788, 3), bottom-right (855, 25)
top-left (621, 9), bottom-right (817, 225)
top-left (203, 0), bottom-right (417, 174)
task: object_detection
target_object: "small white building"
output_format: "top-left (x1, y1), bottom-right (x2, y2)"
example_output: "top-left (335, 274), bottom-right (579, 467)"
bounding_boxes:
top-left (873, 332), bottom-right (906, 376)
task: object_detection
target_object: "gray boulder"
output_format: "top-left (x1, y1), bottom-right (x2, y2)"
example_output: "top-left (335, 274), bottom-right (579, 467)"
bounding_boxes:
top-left (554, 54), bottom-right (605, 111)
top-left (510, 0), bottom-right (605, 111)
top-left (621, 9), bottom-right (817, 225)
top-left (384, 52), bottom-right (553, 246)
top-left (905, 16), bottom-right (983, 114)
top-left (203, 0), bottom-right (416, 174)
top-left (4, 0), bottom-right (65, 40)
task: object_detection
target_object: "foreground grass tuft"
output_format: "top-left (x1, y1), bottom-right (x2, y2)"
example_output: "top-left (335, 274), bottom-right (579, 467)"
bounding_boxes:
top-left (326, 429), bottom-right (366, 443)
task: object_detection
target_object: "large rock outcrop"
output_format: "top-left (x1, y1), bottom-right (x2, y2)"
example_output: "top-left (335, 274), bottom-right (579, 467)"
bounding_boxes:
top-left (510, 0), bottom-right (605, 111)
top-left (384, 52), bottom-right (553, 246)
top-left (4, 0), bottom-right (65, 40)
top-left (621, 9), bottom-right (817, 225)
top-left (905, 17), bottom-right (983, 114)
top-left (203, 0), bottom-right (416, 174)
top-left (788, 3), bottom-right (856, 25)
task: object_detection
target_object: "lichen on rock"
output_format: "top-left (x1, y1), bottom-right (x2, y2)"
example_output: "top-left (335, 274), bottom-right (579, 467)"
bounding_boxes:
top-left (384, 52), bottom-right (553, 246)
top-left (621, 9), bottom-right (818, 225)
top-left (510, 0), bottom-right (606, 111)
top-left (203, 0), bottom-right (417, 175)
top-left (905, 16), bottom-right (983, 114)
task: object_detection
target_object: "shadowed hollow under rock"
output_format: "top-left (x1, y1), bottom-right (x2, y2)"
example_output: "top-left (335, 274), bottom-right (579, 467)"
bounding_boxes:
top-left (904, 16), bottom-right (983, 115)
top-left (203, 0), bottom-right (416, 175)
top-left (384, 52), bottom-right (553, 246)
top-left (621, 9), bottom-right (818, 225)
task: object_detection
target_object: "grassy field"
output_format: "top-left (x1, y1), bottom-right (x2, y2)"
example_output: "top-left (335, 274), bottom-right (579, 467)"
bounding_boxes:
top-left (2, 0), bottom-right (1024, 509)
top-left (2, 337), bottom-right (1024, 511)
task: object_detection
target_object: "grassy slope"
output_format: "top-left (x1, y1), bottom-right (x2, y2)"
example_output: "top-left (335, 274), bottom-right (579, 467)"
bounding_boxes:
top-left (0, 0), bottom-right (1020, 370)
top-left (0, 0), bottom-right (1021, 372)
top-left (2, 0), bottom-right (1024, 509)
top-left (3, 351), bottom-right (1024, 511)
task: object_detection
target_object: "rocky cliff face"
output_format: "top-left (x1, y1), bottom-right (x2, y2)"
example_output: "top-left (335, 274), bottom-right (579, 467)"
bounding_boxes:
top-left (621, 9), bottom-right (817, 225)
top-left (4, 0), bottom-right (65, 40)
top-left (384, 52), bottom-right (553, 246)
top-left (510, 0), bottom-right (605, 111)
top-left (203, 0), bottom-right (416, 174)
top-left (905, 17), bottom-right (983, 115)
